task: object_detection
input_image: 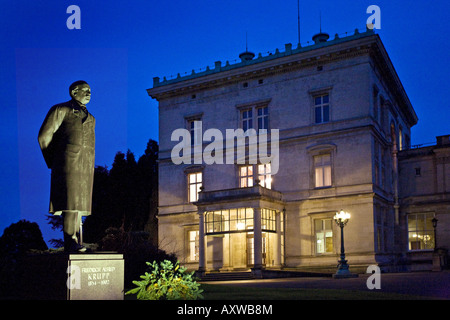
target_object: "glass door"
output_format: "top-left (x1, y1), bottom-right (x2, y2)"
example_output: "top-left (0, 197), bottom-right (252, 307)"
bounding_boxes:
top-left (246, 232), bottom-right (267, 267)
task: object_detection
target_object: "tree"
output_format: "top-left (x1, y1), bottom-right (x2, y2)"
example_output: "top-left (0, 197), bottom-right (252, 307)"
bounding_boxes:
top-left (46, 214), bottom-right (64, 247)
top-left (137, 139), bottom-right (159, 246)
top-left (0, 220), bottom-right (47, 298)
top-left (82, 165), bottom-right (112, 243)
top-left (82, 139), bottom-right (159, 245)
top-left (0, 220), bottom-right (48, 257)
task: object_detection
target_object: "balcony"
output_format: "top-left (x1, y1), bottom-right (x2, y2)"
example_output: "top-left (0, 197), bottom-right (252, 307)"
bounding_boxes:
top-left (196, 185), bottom-right (282, 205)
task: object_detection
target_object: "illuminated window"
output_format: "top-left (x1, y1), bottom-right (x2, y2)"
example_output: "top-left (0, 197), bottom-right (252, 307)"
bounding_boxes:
top-left (261, 209), bottom-right (276, 232)
top-left (205, 208), bottom-right (254, 234)
top-left (233, 208), bottom-right (253, 232)
top-left (258, 163), bottom-right (272, 189)
top-left (408, 213), bottom-right (435, 251)
top-left (315, 219), bottom-right (333, 254)
top-left (314, 154), bottom-right (332, 188)
top-left (205, 208), bottom-right (277, 235)
top-left (188, 230), bottom-right (199, 262)
top-left (239, 164), bottom-right (272, 189)
top-left (239, 165), bottom-right (254, 188)
top-left (188, 172), bottom-right (202, 202)
top-left (314, 94), bottom-right (330, 124)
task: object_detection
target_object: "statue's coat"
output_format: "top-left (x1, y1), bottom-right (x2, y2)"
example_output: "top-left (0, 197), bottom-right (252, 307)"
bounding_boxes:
top-left (38, 99), bottom-right (95, 216)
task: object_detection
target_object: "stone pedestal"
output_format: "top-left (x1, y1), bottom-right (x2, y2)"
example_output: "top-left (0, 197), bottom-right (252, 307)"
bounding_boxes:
top-left (67, 253), bottom-right (124, 300)
top-left (332, 271), bottom-right (358, 279)
top-left (251, 267), bottom-right (263, 279)
top-left (19, 252), bottom-right (124, 300)
top-left (432, 248), bottom-right (448, 272)
top-left (332, 263), bottom-right (358, 279)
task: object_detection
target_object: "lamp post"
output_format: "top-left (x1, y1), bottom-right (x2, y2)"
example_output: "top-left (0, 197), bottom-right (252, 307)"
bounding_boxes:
top-left (333, 210), bottom-right (357, 278)
top-left (431, 216), bottom-right (448, 271)
top-left (432, 217), bottom-right (438, 250)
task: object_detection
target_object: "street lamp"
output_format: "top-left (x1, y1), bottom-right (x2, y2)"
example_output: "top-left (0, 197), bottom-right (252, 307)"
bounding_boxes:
top-left (333, 210), bottom-right (357, 278)
top-left (432, 217), bottom-right (438, 250)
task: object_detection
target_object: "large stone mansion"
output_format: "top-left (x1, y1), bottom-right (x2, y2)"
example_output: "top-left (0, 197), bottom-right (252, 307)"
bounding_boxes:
top-left (147, 28), bottom-right (449, 275)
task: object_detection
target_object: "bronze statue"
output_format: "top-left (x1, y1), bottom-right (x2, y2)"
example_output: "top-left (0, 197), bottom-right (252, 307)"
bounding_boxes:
top-left (38, 80), bottom-right (95, 252)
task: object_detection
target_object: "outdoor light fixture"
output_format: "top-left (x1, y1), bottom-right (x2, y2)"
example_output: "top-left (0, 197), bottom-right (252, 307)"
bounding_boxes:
top-left (334, 210), bottom-right (351, 226)
top-left (432, 217), bottom-right (438, 229)
top-left (333, 210), bottom-right (357, 278)
top-left (432, 217), bottom-right (438, 250)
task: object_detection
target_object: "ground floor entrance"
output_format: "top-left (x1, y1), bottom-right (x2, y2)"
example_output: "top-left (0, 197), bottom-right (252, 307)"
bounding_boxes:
top-left (199, 207), bottom-right (284, 273)
top-left (246, 232), bottom-right (268, 267)
top-left (205, 231), bottom-right (274, 270)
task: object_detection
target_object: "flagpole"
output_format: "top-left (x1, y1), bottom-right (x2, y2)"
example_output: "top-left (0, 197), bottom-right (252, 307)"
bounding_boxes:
top-left (297, 0), bottom-right (301, 45)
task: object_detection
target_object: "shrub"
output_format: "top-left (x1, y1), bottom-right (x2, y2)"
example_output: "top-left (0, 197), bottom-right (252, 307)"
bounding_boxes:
top-left (126, 260), bottom-right (203, 300)
top-left (98, 227), bottom-right (177, 286)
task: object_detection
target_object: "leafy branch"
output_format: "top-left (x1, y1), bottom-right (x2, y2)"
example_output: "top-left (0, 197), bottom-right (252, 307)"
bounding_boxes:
top-left (125, 260), bottom-right (203, 300)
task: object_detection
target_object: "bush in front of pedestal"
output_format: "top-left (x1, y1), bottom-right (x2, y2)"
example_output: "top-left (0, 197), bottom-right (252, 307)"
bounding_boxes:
top-left (98, 227), bottom-right (177, 286)
top-left (125, 260), bottom-right (203, 300)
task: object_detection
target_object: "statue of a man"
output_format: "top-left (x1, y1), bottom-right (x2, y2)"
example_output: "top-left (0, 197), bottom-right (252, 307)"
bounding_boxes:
top-left (38, 80), bottom-right (95, 252)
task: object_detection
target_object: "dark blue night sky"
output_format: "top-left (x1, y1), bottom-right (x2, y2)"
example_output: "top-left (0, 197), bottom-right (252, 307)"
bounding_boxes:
top-left (1, 0), bottom-right (449, 245)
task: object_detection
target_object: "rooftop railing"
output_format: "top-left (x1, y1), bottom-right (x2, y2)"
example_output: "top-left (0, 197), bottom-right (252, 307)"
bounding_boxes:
top-left (153, 27), bottom-right (375, 87)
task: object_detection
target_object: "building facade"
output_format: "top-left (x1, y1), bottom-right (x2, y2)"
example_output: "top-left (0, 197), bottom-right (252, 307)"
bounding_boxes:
top-left (147, 28), bottom-right (448, 275)
top-left (398, 135), bottom-right (450, 270)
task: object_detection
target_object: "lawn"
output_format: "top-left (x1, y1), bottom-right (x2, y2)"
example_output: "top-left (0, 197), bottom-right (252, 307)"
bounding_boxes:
top-left (199, 283), bottom-right (429, 300)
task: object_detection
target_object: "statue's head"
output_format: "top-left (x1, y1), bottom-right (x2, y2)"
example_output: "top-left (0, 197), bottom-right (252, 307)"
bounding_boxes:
top-left (69, 80), bottom-right (91, 105)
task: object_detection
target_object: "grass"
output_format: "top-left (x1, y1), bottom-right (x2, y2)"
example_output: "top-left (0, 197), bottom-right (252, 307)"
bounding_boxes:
top-left (199, 283), bottom-right (430, 300)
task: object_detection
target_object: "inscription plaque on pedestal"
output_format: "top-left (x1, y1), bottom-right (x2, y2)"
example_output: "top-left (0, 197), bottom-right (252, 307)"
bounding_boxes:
top-left (67, 253), bottom-right (124, 300)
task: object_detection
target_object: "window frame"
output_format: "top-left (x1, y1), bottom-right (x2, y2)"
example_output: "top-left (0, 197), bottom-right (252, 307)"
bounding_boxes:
top-left (314, 94), bottom-right (330, 124)
top-left (307, 143), bottom-right (336, 190)
top-left (241, 108), bottom-right (253, 132)
top-left (373, 139), bottom-right (387, 188)
top-left (205, 208), bottom-right (258, 235)
top-left (187, 230), bottom-right (199, 262)
top-left (239, 164), bottom-right (254, 188)
top-left (188, 119), bottom-right (202, 147)
top-left (256, 106), bottom-right (269, 131)
top-left (309, 87), bottom-right (332, 125)
top-left (407, 212), bottom-right (435, 251)
top-left (261, 209), bottom-right (277, 232)
top-left (238, 163), bottom-right (272, 190)
top-left (187, 171), bottom-right (202, 203)
top-left (314, 153), bottom-right (332, 188)
top-left (236, 99), bottom-right (271, 132)
top-left (258, 163), bottom-right (272, 189)
top-left (313, 217), bottom-right (334, 255)
top-left (184, 113), bottom-right (203, 147)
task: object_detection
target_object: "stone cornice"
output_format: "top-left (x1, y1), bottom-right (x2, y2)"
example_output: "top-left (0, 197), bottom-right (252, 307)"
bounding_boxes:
top-left (368, 36), bottom-right (418, 127)
top-left (147, 28), bottom-right (417, 129)
top-left (147, 29), bottom-right (377, 100)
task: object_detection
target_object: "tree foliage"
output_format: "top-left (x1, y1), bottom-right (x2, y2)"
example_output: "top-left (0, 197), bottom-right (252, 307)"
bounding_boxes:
top-left (82, 139), bottom-right (159, 245)
top-left (0, 220), bottom-right (48, 257)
